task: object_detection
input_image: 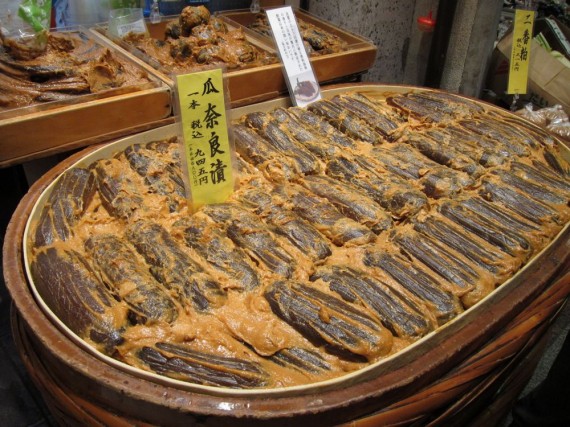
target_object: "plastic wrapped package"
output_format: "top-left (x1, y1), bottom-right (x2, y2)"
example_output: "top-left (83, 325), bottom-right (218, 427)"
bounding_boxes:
top-left (516, 103), bottom-right (570, 142)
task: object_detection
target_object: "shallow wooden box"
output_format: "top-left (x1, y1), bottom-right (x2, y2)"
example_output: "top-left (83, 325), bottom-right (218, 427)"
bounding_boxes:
top-left (91, 11), bottom-right (377, 108)
top-left (4, 84), bottom-right (570, 426)
top-left (0, 29), bottom-right (173, 168)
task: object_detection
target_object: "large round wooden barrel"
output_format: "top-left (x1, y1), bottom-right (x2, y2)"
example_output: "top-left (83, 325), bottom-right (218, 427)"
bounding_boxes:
top-left (4, 85), bottom-right (570, 426)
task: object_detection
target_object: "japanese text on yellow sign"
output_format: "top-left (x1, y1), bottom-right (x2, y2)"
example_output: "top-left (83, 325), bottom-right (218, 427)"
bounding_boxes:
top-left (176, 69), bottom-right (234, 210)
top-left (507, 9), bottom-right (535, 95)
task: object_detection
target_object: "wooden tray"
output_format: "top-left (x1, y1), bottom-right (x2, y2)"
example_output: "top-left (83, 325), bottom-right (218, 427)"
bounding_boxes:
top-left (4, 84), bottom-right (570, 425)
top-left (0, 29), bottom-right (173, 168)
top-left (90, 11), bottom-right (377, 108)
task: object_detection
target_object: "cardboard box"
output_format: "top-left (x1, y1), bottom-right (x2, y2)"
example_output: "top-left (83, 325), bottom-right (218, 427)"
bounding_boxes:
top-left (487, 27), bottom-right (570, 114)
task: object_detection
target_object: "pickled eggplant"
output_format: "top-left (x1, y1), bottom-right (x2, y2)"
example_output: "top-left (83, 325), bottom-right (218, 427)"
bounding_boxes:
top-left (299, 174), bottom-right (393, 233)
top-left (363, 250), bottom-right (463, 324)
top-left (288, 106), bottom-right (355, 148)
top-left (137, 342), bottom-right (268, 388)
top-left (202, 203), bottom-right (296, 277)
top-left (240, 188), bottom-right (332, 261)
top-left (284, 184), bottom-right (376, 246)
top-left (126, 220), bottom-right (227, 311)
top-left (31, 247), bottom-right (124, 354)
top-left (265, 280), bottom-right (393, 360)
top-left (125, 140), bottom-right (186, 212)
top-left (326, 155), bottom-right (428, 219)
top-left (85, 234), bottom-right (178, 324)
top-left (311, 265), bottom-right (434, 338)
top-left (308, 98), bottom-right (383, 144)
top-left (438, 199), bottom-right (532, 257)
top-left (331, 92), bottom-right (404, 140)
top-left (269, 347), bottom-right (331, 374)
top-left (174, 215), bottom-right (260, 291)
top-left (244, 111), bottom-right (322, 175)
top-left (93, 158), bottom-right (146, 219)
top-left (372, 144), bottom-right (474, 198)
top-left (34, 167), bottom-right (95, 247)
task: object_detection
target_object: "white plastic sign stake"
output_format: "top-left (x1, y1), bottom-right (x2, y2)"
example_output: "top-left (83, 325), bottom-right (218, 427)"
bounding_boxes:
top-left (266, 6), bottom-right (322, 107)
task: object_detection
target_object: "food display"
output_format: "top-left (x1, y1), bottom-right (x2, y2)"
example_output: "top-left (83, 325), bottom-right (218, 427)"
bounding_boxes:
top-left (27, 88), bottom-right (570, 390)
top-left (0, 30), bottom-right (154, 111)
top-left (248, 12), bottom-right (348, 56)
top-left (120, 6), bottom-right (277, 74)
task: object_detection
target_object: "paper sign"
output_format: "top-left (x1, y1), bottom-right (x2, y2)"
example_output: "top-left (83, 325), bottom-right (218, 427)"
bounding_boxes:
top-left (507, 9), bottom-right (535, 95)
top-left (266, 6), bottom-right (321, 107)
top-left (175, 69), bottom-right (234, 210)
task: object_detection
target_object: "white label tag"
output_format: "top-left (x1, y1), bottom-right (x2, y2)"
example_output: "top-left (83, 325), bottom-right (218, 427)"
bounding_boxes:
top-left (266, 6), bottom-right (321, 107)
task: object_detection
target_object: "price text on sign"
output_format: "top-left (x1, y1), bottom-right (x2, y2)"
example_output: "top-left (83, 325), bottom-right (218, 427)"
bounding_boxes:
top-left (176, 69), bottom-right (234, 210)
top-left (507, 9), bottom-right (535, 95)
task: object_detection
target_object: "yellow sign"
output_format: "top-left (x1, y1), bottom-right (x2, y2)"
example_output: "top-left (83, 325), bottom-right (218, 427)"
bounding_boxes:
top-left (507, 9), bottom-right (535, 95)
top-left (176, 69), bottom-right (234, 210)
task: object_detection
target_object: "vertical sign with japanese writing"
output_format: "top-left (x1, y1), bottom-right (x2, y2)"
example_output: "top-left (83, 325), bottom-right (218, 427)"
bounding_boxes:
top-left (175, 69), bottom-right (234, 211)
top-left (507, 9), bottom-right (535, 95)
top-left (266, 6), bottom-right (321, 107)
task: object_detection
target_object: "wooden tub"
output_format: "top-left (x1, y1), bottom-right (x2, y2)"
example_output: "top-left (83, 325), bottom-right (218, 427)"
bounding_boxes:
top-left (4, 84), bottom-right (570, 426)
